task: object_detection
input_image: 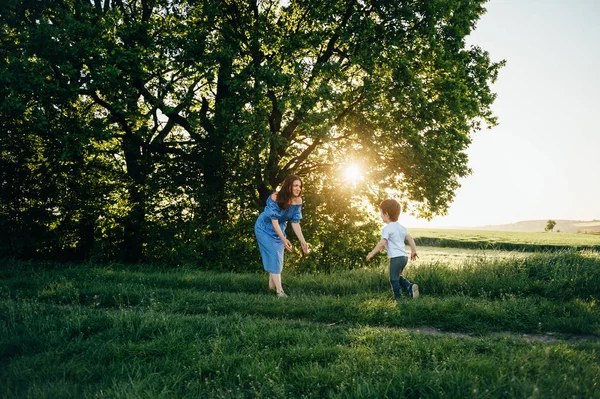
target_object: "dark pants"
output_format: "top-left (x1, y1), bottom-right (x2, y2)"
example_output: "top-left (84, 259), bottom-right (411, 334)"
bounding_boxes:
top-left (389, 256), bottom-right (412, 298)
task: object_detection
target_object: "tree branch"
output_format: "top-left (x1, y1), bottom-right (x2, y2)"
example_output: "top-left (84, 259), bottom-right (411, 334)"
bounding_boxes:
top-left (84, 90), bottom-right (134, 136)
top-left (279, 0), bottom-right (358, 142)
top-left (281, 137), bottom-right (321, 173)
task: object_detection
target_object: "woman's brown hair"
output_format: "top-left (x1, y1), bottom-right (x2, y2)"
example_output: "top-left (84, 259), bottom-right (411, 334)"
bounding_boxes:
top-left (276, 175), bottom-right (302, 210)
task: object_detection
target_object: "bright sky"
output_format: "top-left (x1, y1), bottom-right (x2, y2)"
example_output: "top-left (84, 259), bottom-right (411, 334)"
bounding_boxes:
top-left (402, 0), bottom-right (600, 228)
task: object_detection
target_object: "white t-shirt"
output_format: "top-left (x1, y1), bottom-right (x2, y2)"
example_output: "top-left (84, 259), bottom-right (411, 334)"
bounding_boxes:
top-left (381, 222), bottom-right (409, 258)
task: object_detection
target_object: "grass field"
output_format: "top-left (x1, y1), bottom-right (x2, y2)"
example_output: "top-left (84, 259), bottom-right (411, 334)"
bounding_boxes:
top-left (414, 246), bottom-right (532, 267)
top-left (2, 242), bottom-right (600, 398)
top-left (410, 228), bottom-right (600, 252)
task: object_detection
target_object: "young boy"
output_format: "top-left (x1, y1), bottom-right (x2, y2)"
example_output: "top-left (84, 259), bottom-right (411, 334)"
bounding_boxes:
top-left (366, 199), bottom-right (419, 299)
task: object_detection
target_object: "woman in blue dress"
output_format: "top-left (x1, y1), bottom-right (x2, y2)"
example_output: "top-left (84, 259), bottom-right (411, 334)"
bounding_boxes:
top-left (255, 175), bottom-right (310, 297)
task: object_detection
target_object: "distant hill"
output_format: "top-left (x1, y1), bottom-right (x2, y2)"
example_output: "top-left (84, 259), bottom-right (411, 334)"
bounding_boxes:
top-left (474, 220), bottom-right (600, 234)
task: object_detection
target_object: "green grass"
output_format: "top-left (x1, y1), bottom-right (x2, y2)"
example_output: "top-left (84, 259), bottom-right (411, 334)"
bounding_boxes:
top-left (1, 251), bottom-right (600, 398)
top-left (410, 228), bottom-right (600, 252)
top-left (415, 246), bottom-right (531, 266)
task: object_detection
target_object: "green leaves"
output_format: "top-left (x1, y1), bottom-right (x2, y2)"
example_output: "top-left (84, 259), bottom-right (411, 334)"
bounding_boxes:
top-left (0, 0), bottom-right (502, 262)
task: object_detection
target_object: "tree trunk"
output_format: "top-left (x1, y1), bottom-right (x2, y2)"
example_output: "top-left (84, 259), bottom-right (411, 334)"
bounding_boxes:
top-left (202, 51), bottom-right (234, 220)
top-left (121, 135), bottom-right (147, 262)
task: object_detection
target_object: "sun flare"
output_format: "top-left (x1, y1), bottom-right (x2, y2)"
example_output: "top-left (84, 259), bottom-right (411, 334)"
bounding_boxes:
top-left (344, 164), bottom-right (363, 183)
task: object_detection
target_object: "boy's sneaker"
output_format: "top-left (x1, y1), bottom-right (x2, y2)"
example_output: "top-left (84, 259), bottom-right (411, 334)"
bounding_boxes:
top-left (409, 284), bottom-right (419, 299)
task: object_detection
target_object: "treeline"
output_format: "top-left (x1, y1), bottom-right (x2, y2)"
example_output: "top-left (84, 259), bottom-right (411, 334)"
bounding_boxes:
top-left (0, 0), bottom-right (501, 267)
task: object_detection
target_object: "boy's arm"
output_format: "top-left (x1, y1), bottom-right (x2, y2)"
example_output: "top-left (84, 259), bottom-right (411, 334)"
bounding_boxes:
top-left (366, 239), bottom-right (387, 260)
top-left (406, 234), bottom-right (419, 260)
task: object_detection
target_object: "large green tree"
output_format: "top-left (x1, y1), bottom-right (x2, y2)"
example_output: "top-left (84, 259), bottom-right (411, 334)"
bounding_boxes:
top-left (1, 0), bottom-right (503, 263)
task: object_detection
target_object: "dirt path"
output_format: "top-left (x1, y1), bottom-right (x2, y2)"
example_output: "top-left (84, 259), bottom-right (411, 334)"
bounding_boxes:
top-left (399, 326), bottom-right (599, 343)
top-left (317, 321), bottom-right (599, 343)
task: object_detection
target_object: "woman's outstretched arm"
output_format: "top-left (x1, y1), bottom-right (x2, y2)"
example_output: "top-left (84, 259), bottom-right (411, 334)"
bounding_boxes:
top-left (291, 222), bottom-right (309, 254)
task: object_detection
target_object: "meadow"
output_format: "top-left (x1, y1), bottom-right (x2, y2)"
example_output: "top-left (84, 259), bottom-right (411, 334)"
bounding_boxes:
top-left (1, 231), bottom-right (600, 398)
top-left (410, 228), bottom-right (600, 252)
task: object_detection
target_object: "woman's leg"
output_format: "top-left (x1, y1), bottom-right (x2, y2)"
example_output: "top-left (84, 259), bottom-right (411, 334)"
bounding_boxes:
top-left (270, 273), bottom-right (286, 296)
top-left (269, 274), bottom-right (275, 290)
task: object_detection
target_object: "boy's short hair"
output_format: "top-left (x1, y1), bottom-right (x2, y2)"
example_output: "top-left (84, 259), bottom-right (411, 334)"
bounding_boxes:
top-left (379, 199), bottom-right (401, 222)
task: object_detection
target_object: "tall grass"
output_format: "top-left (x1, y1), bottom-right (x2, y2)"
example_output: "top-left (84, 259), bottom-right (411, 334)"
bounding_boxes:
top-left (413, 250), bottom-right (600, 301)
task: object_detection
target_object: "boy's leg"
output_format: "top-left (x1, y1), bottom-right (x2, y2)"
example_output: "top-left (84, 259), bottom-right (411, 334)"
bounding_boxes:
top-left (398, 266), bottom-right (419, 299)
top-left (399, 273), bottom-right (419, 298)
top-left (389, 257), bottom-right (408, 299)
top-left (399, 275), bottom-right (411, 292)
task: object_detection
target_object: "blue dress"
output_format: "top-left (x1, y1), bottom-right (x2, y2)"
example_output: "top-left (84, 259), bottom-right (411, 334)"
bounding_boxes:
top-left (254, 196), bottom-right (303, 273)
